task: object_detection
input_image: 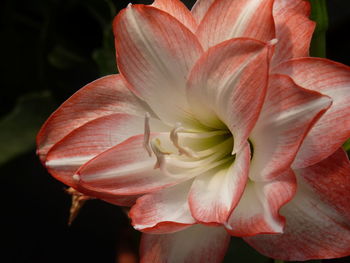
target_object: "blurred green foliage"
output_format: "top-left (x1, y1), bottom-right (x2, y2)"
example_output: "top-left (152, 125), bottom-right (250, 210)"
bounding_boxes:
top-left (0, 91), bottom-right (54, 165)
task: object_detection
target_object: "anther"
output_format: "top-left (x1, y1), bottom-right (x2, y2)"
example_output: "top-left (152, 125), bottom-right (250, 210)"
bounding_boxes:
top-left (143, 112), bottom-right (152, 157)
top-left (170, 123), bottom-right (198, 158)
top-left (150, 138), bottom-right (167, 169)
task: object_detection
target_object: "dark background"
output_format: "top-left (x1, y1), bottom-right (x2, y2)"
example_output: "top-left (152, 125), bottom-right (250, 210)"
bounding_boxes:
top-left (1, 0), bottom-right (350, 262)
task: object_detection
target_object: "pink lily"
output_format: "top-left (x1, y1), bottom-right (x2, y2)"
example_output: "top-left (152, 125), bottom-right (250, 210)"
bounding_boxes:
top-left (37, 0), bottom-right (350, 262)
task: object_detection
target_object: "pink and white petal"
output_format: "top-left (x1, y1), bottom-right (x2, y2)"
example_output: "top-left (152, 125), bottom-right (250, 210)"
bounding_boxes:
top-left (76, 135), bottom-right (189, 196)
top-left (187, 38), bottom-right (270, 153)
top-left (37, 74), bottom-right (148, 162)
top-left (227, 169), bottom-right (296, 236)
top-left (45, 113), bottom-right (168, 186)
top-left (196, 0), bottom-right (275, 50)
top-left (129, 180), bottom-right (196, 234)
top-left (140, 224), bottom-right (230, 263)
top-left (191, 0), bottom-right (216, 24)
top-left (152, 0), bottom-right (197, 33)
top-left (244, 149), bottom-right (350, 260)
top-left (275, 58), bottom-right (350, 168)
top-left (272, 0), bottom-right (315, 66)
top-left (188, 143), bottom-right (250, 224)
top-left (249, 74), bottom-right (332, 181)
top-left (114, 5), bottom-right (203, 128)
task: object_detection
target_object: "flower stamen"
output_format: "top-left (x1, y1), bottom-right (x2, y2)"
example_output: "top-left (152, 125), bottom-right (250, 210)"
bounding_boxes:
top-left (170, 123), bottom-right (199, 158)
top-left (150, 138), bottom-right (170, 169)
top-left (143, 112), bottom-right (152, 157)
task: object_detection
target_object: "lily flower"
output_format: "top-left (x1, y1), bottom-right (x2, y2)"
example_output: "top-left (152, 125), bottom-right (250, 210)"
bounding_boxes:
top-left (37, 0), bottom-right (350, 262)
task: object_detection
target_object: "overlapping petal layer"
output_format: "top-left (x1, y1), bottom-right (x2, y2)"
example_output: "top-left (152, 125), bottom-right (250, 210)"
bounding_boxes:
top-left (37, 75), bottom-right (147, 163)
top-left (275, 58), bottom-right (350, 168)
top-left (187, 38), bottom-right (270, 153)
top-left (188, 143), bottom-right (250, 224)
top-left (272, 0), bottom-right (315, 66)
top-left (130, 180), bottom-right (196, 234)
top-left (245, 149), bottom-right (350, 260)
top-left (227, 169), bottom-right (296, 236)
top-left (249, 74), bottom-right (331, 181)
top-left (45, 114), bottom-right (145, 185)
top-left (152, 0), bottom-right (197, 32)
top-left (196, 0), bottom-right (275, 50)
top-left (191, 0), bottom-right (215, 24)
top-left (114, 4), bottom-right (203, 128)
top-left (76, 135), bottom-right (192, 196)
top-left (140, 224), bottom-right (230, 263)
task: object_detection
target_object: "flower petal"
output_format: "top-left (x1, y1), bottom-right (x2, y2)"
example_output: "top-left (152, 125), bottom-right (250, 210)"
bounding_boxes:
top-left (244, 149), bottom-right (350, 260)
top-left (249, 74), bottom-right (331, 181)
top-left (227, 169), bottom-right (296, 236)
top-left (272, 0), bottom-right (315, 66)
top-left (45, 113), bottom-right (168, 186)
top-left (76, 135), bottom-right (189, 196)
top-left (187, 38), bottom-right (270, 153)
top-left (196, 0), bottom-right (275, 50)
top-left (129, 180), bottom-right (196, 234)
top-left (114, 4), bottom-right (203, 127)
top-left (152, 0), bottom-right (197, 32)
top-left (275, 58), bottom-right (350, 168)
top-left (191, 0), bottom-right (215, 24)
top-left (36, 74), bottom-right (147, 162)
top-left (188, 143), bottom-right (250, 224)
top-left (140, 224), bottom-right (230, 263)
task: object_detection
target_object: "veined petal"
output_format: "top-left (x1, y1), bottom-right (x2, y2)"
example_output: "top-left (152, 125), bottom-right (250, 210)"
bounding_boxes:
top-left (129, 180), bottom-right (196, 234)
top-left (76, 135), bottom-right (190, 196)
top-left (188, 143), bottom-right (250, 224)
top-left (36, 75), bottom-right (148, 162)
top-left (196, 0), bottom-right (275, 50)
top-left (245, 149), bottom-right (350, 260)
top-left (249, 74), bottom-right (331, 181)
top-left (275, 58), bottom-right (350, 168)
top-left (191, 0), bottom-right (216, 24)
top-left (152, 0), bottom-right (197, 33)
top-left (45, 114), bottom-right (168, 186)
top-left (140, 224), bottom-right (230, 263)
top-left (227, 169), bottom-right (296, 236)
top-left (272, 0), bottom-right (315, 66)
top-left (187, 38), bottom-right (270, 153)
top-left (114, 4), bottom-right (203, 128)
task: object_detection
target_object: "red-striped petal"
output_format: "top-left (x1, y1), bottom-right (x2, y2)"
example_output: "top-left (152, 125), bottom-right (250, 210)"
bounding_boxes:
top-left (227, 169), bottom-right (296, 236)
top-left (129, 180), bottom-right (195, 234)
top-left (37, 75), bottom-right (147, 163)
top-left (187, 38), bottom-right (270, 153)
top-left (249, 74), bottom-right (331, 181)
top-left (140, 224), bottom-right (230, 263)
top-left (188, 143), bottom-right (250, 224)
top-left (152, 0), bottom-right (197, 32)
top-left (114, 4), bottom-right (203, 127)
top-left (272, 0), bottom-right (315, 66)
top-left (245, 149), bottom-right (350, 260)
top-left (196, 0), bottom-right (275, 50)
top-left (275, 58), bottom-right (350, 168)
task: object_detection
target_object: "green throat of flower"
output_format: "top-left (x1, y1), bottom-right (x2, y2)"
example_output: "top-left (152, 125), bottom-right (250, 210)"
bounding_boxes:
top-left (143, 114), bottom-right (237, 177)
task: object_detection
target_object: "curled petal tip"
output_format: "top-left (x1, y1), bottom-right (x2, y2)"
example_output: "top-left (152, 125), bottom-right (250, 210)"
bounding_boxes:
top-left (72, 174), bottom-right (80, 182)
top-left (224, 222), bottom-right (233, 231)
top-left (268, 38), bottom-right (278, 46)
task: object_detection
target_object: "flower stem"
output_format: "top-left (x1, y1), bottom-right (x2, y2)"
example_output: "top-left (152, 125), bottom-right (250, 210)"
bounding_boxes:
top-left (274, 260), bottom-right (284, 263)
top-left (309, 0), bottom-right (329, 58)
